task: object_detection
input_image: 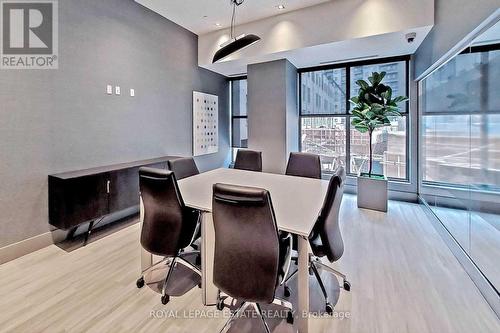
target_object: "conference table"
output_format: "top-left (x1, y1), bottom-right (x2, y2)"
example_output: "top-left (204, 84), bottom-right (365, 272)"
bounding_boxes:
top-left (142, 168), bottom-right (330, 333)
top-left (181, 168), bottom-right (329, 333)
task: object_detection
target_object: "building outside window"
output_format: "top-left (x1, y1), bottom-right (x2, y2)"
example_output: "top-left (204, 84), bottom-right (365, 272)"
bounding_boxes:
top-left (230, 78), bottom-right (248, 159)
top-left (299, 57), bottom-right (409, 179)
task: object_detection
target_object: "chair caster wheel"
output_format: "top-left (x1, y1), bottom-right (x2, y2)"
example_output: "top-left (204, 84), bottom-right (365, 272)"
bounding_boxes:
top-left (198, 282), bottom-right (202, 289)
top-left (216, 298), bottom-right (225, 311)
top-left (161, 294), bottom-right (170, 305)
top-left (343, 280), bottom-right (351, 291)
top-left (325, 303), bottom-right (334, 315)
top-left (284, 285), bottom-right (291, 297)
top-left (136, 276), bottom-right (145, 288)
top-left (286, 311), bottom-right (294, 324)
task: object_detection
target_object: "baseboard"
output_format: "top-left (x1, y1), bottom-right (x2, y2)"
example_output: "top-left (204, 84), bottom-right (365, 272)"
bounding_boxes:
top-left (0, 207), bottom-right (140, 265)
top-left (344, 184), bottom-right (418, 203)
top-left (0, 232), bottom-right (53, 265)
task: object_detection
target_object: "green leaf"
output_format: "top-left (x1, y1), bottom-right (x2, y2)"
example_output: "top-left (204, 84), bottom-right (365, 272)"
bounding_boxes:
top-left (393, 96), bottom-right (409, 103)
top-left (349, 97), bottom-right (360, 105)
top-left (354, 124), bottom-right (369, 133)
top-left (349, 71), bottom-right (408, 135)
top-left (352, 110), bottom-right (365, 119)
top-left (366, 111), bottom-right (376, 119)
top-left (385, 111), bottom-right (402, 118)
top-left (387, 105), bottom-right (402, 113)
top-left (368, 122), bottom-right (383, 130)
top-left (368, 74), bottom-right (376, 86)
top-left (356, 80), bottom-right (369, 90)
top-left (378, 71), bottom-right (386, 82)
top-left (382, 87), bottom-right (392, 102)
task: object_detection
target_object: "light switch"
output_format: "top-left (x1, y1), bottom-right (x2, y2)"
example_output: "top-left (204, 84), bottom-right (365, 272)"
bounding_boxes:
top-left (130, 88), bottom-right (135, 97)
top-left (115, 86), bottom-right (121, 95)
top-left (106, 85), bottom-right (113, 95)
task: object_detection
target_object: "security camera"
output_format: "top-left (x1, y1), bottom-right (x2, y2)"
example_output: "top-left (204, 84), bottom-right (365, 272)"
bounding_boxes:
top-left (406, 32), bottom-right (417, 43)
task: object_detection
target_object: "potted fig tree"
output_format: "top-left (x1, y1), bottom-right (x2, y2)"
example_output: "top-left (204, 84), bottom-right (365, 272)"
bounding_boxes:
top-left (350, 71), bottom-right (408, 212)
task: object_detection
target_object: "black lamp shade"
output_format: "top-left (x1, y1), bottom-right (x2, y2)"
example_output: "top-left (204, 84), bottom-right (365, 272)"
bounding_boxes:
top-left (212, 34), bottom-right (261, 63)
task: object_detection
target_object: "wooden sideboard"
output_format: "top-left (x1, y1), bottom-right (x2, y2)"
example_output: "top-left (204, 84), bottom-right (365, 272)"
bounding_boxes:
top-left (49, 156), bottom-right (179, 243)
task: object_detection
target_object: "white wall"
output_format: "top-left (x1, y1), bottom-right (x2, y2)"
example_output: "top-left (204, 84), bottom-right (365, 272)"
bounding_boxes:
top-left (415, 0), bottom-right (500, 78)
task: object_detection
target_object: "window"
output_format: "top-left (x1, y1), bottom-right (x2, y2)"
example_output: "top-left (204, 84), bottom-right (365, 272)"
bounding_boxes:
top-left (299, 57), bottom-right (409, 179)
top-left (301, 117), bottom-right (346, 172)
top-left (421, 48), bottom-right (500, 190)
top-left (301, 69), bottom-right (346, 115)
top-left (350, 116), bottom-right (407, 179)
top-left (350, 61), bottom-right (408, 111)
top-left (231, 79), bottom-right (248, 150)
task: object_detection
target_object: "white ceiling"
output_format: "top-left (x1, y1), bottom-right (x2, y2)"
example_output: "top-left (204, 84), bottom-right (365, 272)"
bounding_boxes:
top-left (135, 0), bottom-right (331, 35)
top-left (202, 26), bottom-right (432, 76)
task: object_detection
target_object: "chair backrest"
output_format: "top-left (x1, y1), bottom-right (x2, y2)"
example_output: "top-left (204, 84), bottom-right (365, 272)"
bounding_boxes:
top-left (312, 166), bottom-right (346, 262)
top-left (285, 152), bottom-right (321, 179)
top-left (167, 157), bottom-right (199, 180)
top-left (234, 149), bottom-right (262, 172)
top-left (139, 167), bottom-right (197, 256)
top-left (212, 183), bottom-right (280, 303)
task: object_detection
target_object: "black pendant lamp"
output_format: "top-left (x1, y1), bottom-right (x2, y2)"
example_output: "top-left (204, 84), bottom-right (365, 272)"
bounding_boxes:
top-left (212, 0), bottom-right (261, 63)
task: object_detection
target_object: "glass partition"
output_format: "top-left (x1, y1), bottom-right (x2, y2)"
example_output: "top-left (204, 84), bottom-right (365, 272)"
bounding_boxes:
top-left (419, 21), bottom-right (500, 291)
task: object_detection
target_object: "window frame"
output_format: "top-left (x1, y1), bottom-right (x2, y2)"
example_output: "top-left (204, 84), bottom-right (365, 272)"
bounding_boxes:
top-left (298, 55), bottom-right (411, 182)
top-left (229, 76), bottom-right (248, 151)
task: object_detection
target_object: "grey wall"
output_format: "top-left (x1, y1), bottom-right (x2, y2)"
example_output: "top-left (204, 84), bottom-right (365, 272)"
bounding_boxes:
top-left (0, 0), bottom-right (230, 248)
top-left (247, 59), bottom-right (298, 173)
top-left (415, 0), bottom-right (500, 77)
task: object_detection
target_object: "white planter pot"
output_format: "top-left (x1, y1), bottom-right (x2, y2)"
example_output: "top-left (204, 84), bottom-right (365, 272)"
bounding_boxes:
top-left (357, 174), bottom-right (388, 212)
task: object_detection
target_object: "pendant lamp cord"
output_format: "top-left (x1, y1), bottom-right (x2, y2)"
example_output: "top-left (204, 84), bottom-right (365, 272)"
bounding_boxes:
top-left (230, 0), bottom-right (244, 39)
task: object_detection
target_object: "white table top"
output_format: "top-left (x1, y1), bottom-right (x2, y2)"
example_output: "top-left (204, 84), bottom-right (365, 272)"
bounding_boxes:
top-left (178, 168), bottom-right (329, 237)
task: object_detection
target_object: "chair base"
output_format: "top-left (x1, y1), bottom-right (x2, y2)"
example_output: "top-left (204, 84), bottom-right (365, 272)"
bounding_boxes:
top-left (216, 291), bottom-right (294, 333)
top-left (137, 250), bottom-right (201, 304)
top-left (283, 255), bottom-right (350, 314)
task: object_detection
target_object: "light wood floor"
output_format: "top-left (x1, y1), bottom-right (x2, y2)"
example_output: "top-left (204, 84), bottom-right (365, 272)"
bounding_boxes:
top-left (0, 195), bottom-right (499, 333)
top-left (431, 206), bottom-right (500, 289)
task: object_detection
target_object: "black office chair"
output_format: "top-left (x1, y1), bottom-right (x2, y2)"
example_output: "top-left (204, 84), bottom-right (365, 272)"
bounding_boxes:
top-left (234, 149), bottom-right (263, 172)
top-left (285, 152), bottom-right (322, 179)
top-left (168, 157), bottom-right (200, 180)
top-left (212, 183), bottom-right (294, 332)
top-left (167, 157), bottom-right (202, 250)
top-left (136, 167), bottom-right (201, 305)
top-left (283, 166), bottom-right (350, 315)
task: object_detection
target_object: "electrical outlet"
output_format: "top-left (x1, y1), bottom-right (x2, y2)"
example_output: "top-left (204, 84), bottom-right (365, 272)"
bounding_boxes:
top-left (130, 88), bottom-right (135, 97)
top-left (115, 86), bottom-right (121, 95)
top-left (106, 85), bottom-right (113, 95)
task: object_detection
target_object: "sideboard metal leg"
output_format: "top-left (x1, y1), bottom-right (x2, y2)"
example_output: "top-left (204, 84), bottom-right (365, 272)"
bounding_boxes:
top-left (83, 220), bottom-right (95, 246)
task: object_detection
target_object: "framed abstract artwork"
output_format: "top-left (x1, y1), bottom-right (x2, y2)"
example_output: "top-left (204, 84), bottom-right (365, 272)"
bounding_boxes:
top-left (193, 91), bottom-right (218, 156)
